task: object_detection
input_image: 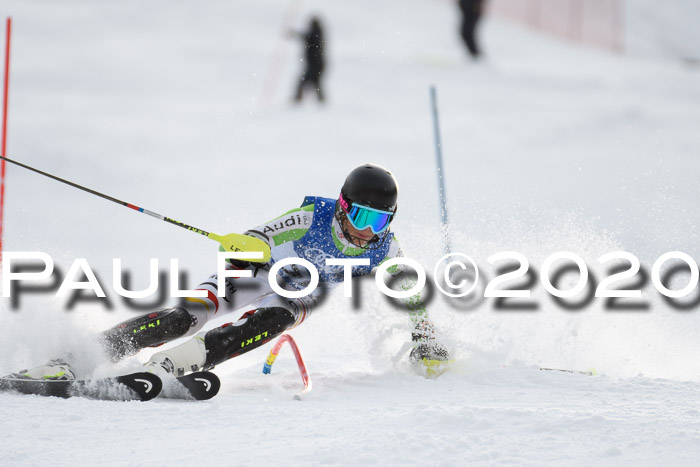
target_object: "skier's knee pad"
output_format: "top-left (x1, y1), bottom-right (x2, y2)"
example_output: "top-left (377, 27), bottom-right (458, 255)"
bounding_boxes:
top-left (203, 307), bottom-right (295, 368)
top-left (255, 294), bottom-right (312, 328)
top-left (102, 307), bottom-right (196, 360)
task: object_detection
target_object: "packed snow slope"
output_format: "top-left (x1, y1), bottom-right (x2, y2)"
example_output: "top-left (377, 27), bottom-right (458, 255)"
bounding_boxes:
top-left (1, 0), bottom-right (699, 465)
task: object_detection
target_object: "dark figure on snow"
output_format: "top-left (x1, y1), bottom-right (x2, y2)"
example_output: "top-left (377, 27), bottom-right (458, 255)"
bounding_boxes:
top-left (458, 0), bottom-right (486, 59)
top-left (291, 16), bottom-right (326, 103)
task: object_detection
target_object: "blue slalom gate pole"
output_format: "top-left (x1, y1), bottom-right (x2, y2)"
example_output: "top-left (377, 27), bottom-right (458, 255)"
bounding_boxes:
top-left (429, 85), bottom-right (451, 254)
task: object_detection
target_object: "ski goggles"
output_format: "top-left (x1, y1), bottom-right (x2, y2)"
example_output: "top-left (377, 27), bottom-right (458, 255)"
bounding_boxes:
top-left (340, 196), bottom-right (394, 234)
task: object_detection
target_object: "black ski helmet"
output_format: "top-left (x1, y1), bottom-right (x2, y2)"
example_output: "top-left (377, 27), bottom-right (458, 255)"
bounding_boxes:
top-left (340, 163), bottom-right (398, 215)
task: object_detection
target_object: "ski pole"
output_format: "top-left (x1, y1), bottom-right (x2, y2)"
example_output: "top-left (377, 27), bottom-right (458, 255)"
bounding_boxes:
top-left (0, 154), bottom-right (271, 261)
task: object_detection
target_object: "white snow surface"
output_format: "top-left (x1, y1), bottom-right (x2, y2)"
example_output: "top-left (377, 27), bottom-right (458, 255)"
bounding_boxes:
top-left (1, 1), bottom-right (700, 465)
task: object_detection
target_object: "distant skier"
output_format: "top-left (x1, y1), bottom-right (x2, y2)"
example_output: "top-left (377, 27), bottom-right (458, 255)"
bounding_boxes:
top-left (290, 16), bottom-right (326, 103)
top-left (458, 0), bottom-right (486, 59)
top-left (15, 164), bottom-right (448, 382)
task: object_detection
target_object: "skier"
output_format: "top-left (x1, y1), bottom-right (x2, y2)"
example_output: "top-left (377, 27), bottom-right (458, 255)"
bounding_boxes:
top-left (458, 0), bottom-right (486, 59)
top-left (16, 164), bottom-right (448, 382)
top-left (290, 16), bottom-right (326, 103)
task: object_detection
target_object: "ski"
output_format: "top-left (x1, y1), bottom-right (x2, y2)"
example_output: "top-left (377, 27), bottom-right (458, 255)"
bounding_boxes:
top-left (0, 371), bottom-right (162, 401)
top-left (159, 371), bottom-right (221, 401)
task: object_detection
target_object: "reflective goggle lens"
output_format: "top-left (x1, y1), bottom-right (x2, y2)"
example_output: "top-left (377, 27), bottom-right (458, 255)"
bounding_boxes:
top-left (345, 204), bottom-right (394, 234)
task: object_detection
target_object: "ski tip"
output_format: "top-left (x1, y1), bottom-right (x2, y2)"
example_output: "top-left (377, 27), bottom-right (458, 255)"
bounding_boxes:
top-left (177, 371), bottom-right (221, 400)
top-left (118, 372), bottom-right (163, 401)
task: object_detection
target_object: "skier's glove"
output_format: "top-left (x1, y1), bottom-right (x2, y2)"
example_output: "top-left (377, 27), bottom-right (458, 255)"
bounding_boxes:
top-left (409, 342), bottom-right (449, 363)
top-left (410, 319), bottom-right (451, 377)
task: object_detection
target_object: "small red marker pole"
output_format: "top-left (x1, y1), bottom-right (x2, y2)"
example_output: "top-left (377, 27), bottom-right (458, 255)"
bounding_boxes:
top-left (0, 17), bottom-right (13, 263)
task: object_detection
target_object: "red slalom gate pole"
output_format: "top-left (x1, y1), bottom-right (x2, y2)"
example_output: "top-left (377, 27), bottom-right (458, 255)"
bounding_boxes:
top-left (0, 17), bottom-right (12, 263)
top-left (262, 333), bottom-right (312, 400)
